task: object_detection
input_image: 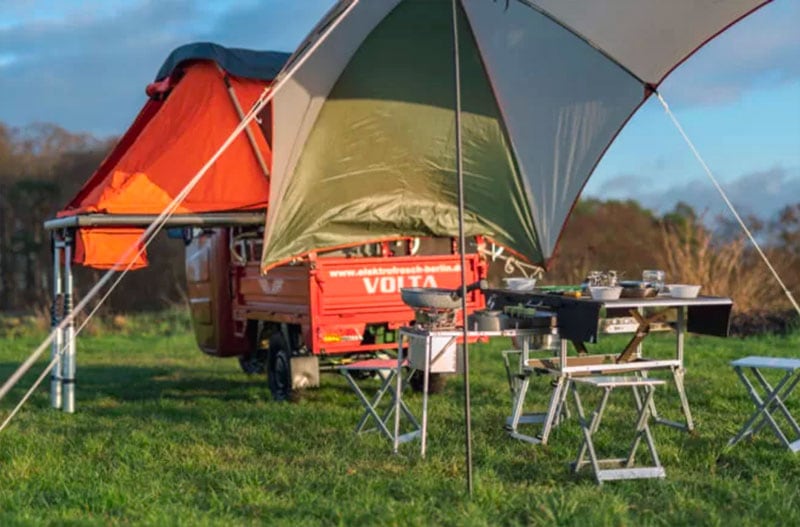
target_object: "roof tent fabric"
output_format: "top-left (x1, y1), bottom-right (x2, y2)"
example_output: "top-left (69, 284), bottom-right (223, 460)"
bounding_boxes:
top-left (60, 44), bottom-right (289, 269)
top-left (154, 42), bottom-right (289, 82)
top-left (260, 0), bottom-right (769, 271)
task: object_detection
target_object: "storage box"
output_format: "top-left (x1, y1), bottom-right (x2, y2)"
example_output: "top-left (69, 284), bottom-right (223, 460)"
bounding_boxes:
top-left (408, 335), bottom-right (459, 373)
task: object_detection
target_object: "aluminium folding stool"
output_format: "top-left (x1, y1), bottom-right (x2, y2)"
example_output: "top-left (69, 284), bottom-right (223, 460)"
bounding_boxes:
top-left (728, 356), bottom-right (800, 452)
top-left (338, 358), bottom-right (421, 443)
top-left (570, 375), bottom-right (667, 484)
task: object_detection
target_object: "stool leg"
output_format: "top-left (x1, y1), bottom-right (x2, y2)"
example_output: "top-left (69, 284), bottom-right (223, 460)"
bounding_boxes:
top-left (540, 376), bottom-right (568, 445)
top-left (573, 384), bottom-right (611, 483)
top-left (394, 368), bottom-right (422, 430)
top-left (627, 385), bottom-right (662, 470)
top-left (508, 374), bottom-right (531, 432)
top-left (730, 367), bottom-right (794, 447)
top-left (356, 370), bottom-right (397, 433)
top-left (749, 369), bottom-right (800, 443)
top-left (342, 370), bottom-right (395, 441)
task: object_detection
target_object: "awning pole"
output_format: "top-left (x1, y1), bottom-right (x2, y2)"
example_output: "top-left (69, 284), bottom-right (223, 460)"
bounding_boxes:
top-left (452, 0), bottom-right (473, 497)
top-left (50, 233), bottom-right (63, 409)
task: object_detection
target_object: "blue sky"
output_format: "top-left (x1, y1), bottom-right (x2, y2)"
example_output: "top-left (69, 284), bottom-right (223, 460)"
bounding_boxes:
top-left (1, 0), bottom-right (798, 221)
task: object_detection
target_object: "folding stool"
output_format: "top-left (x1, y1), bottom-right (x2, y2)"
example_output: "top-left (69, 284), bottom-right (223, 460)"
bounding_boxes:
top-left (728, 356), bottom-right (800, 452)
top-left (338, 358), bottom-right (420, 443)
top-left (571, 376), bottom-right (667, 484)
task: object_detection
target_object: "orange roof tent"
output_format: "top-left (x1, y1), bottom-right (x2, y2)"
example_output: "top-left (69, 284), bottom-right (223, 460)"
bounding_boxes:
top-left (58, 43), bottom-right (290, 269)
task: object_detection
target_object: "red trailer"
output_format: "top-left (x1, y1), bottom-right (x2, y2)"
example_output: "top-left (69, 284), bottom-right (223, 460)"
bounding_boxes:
top-left (185, 226), bottom-right (486, 400)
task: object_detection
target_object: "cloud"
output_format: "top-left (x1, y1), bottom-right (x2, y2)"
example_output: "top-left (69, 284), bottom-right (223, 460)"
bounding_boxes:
top-left (0, 0), bottom-right (334, 135)
top-left (0, 0), bottom-right (206, 135)
top-left (0, 0), bottom-right (795, 134)
top-left (633, 166), bottom-right (800, 222)
top-left (661, 2), bottom-right (800, 107)
top-left (198, 0), bottom-right (335, 52)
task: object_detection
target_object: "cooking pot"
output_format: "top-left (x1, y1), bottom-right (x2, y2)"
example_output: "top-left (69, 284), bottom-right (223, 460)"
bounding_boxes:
top-left (467, 309), bottom-right (510, 331)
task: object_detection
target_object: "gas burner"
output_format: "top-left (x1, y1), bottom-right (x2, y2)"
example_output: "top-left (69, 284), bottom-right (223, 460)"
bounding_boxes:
top-left (413, 307), bottom-right (458, 330)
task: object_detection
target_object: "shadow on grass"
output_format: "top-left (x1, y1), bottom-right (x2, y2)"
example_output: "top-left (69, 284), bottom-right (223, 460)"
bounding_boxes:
top-left (0, 361), bottom-right (269, 406)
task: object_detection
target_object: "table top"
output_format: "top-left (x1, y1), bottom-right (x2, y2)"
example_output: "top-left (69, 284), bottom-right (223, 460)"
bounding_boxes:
top-left (485, 290), bottom-right (733, 341)
top-left (486, 289), bottom-right (732, 308)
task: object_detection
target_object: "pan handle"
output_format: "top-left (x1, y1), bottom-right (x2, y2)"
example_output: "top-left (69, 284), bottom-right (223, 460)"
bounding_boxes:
top-left (450, 279), bottom-right (488, 300)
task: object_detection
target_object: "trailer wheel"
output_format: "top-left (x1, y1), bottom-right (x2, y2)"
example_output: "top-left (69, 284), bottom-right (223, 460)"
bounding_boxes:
top-left (238, 348), bottom-right (268, 375)
top-left (267, 333), bottom-right (292, 402)
top-left (238, 321), bottom-right (269, 374)
top-left (409, 371), bottom-right (448, 394)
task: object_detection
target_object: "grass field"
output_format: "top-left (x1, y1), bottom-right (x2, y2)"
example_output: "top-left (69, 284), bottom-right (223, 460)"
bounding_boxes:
top-left (1, 312), bottom-right (799, 526)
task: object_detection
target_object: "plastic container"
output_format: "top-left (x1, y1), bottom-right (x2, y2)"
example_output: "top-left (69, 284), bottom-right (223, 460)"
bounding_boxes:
top-left (666, 284), bottom-right (701, 299)
top-left (588, 286), bottom-right (623, 301)
top-left (503, 277), bottom-right (537, 291)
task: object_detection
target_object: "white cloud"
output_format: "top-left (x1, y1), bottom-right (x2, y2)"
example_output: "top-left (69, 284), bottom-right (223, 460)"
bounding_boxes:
top-left (604, 166), bottom-right (800, 222)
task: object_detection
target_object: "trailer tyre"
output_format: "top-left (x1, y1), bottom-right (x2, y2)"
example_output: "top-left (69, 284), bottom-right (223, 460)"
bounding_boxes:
top-left (238, 348), bottom-right (268, 375)
top-left (409, 371), bottom-right (447, 394)
top-left (267, 333), bottom-right (292, 402)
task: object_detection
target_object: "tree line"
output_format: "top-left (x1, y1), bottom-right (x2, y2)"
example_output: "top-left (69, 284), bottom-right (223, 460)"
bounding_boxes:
top-left (0, 123), bottom-right (186, 314)
top-left (1, 121), bottom-right (798, 315)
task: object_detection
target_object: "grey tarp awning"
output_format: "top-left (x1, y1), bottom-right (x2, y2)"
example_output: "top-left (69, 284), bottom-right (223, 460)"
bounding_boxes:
top-left (259, 0), bottom-right (769, 271)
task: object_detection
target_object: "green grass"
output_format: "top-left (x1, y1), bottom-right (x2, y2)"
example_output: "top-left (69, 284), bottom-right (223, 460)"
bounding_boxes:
top-left (1, 316), bottom-right (800, 526)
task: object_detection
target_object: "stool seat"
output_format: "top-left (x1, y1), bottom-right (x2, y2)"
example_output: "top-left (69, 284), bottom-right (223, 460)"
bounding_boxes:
top-left (340, 358), bottom-right (406, 371)
top-left (731, 356), bottom-right (800, 371)
top-left (572, 376), bottom-right (666, 388)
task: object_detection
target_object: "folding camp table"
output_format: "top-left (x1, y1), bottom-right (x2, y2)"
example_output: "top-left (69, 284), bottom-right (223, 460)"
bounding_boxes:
top-left (338, 358), bottom-right (420, 444)
top-left (571, 375), bottom-right (666, 484)
top-left (728, 356), bottom-right (800, 452)
top-left (486, 290), bottom-right (733, 445)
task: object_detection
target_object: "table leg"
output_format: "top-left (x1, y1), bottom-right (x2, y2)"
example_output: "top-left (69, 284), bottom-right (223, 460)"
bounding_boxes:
top-left (421, 334), bottom-right (431, 458)
top-left (394, 335), bottom-right (405, 454)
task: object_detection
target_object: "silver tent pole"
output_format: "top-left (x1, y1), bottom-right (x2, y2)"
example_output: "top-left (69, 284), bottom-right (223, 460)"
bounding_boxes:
top-left (452, 0), bottom-right (473, 496)
top-left (62, 232), bottom-right (76, 413)
top-left (50, 234), bottom-right (63, 408)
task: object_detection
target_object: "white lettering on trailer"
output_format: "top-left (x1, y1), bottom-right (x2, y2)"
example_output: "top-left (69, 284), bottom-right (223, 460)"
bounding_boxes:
top-left (363, 275), bottom-right (438, 294)
top-left (328, 263), bottom-right (461, 278)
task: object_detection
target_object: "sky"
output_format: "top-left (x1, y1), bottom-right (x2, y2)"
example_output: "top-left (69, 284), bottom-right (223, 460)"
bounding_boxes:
top-left (1, 0), bottom-right (798, 222)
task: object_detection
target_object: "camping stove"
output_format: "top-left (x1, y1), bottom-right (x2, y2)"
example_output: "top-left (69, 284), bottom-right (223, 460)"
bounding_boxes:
top-left (413, 307), bottom-right (458, 331)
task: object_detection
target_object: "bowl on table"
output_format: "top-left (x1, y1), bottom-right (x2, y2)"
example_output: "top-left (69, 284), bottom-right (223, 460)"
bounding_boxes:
top-left (588, 286), bottom-right (623, 301)
top-left (503, 277), bottom-right (537, 291)
top-left (665, 284), bottom-right (701, 299)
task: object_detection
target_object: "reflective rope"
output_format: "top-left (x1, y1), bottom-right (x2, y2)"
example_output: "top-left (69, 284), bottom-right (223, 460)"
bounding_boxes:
top-left (0, 356), bottom-right (59, 434)
top-left (656, 92), bottom-right (800, 315)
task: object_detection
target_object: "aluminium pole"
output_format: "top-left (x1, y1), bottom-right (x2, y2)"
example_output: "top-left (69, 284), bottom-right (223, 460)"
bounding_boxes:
top-left (50, 234), bottom-right (63, 408)
top-left (452, 0), bottom-right (473, 496)
top-left (62, 232), bottom-right (76, 413)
